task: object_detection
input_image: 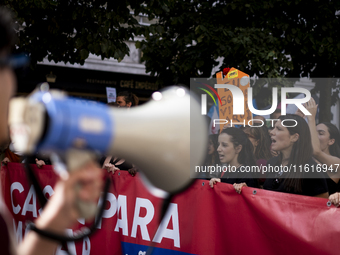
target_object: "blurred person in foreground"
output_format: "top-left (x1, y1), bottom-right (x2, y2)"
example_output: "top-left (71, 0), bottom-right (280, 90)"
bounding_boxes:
top-left (0, 7), bottom-right (104, 255)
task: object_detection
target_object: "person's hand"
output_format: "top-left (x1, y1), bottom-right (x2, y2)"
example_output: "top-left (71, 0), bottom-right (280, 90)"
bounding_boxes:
top-left (35, 158), bottom-right (46, 168)
top-left (35, 160), bottom-right (104, 232)
top-left (128, 166), bottom-right (138, 176)
top-left (295, 107), bottom-right (305, 119)
top-left (329, 192), bottom-right (340, 207)
top-left (2, 156), bottom-right (10, 165)
top-left (233, 182), bottom-right (247, 194)
top-left (305, 97), bottom-right (318, 120)
top-left (103, 162), bottom-right (119, 174)
top-left (209, 178), bottom-right (221, 188)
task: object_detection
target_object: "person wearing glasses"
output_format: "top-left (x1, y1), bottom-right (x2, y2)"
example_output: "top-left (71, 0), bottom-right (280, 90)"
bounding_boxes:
top-left (0, 7), bottom-right (104, 255)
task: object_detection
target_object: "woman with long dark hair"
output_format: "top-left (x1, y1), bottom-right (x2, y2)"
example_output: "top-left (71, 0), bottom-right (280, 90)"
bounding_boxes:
top-left (209, 127), bottom-right (258, 189)
top-left (235, 114), bottom-right (328, 197)
top-left (241, 125), bottom-right (272, 186)
top-left (199, 134), bottom-right (220, 179)
top-left (241, 125), bottom-right (272, 162)
top-left (305, 98), bottom-right (340, 203)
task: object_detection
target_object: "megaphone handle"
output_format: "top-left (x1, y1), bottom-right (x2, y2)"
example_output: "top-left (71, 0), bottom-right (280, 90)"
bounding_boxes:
top-left (65, 149), bottom-right (98, 219)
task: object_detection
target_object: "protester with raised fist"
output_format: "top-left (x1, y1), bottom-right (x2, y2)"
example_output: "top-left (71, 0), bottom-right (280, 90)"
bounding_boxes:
top-left (262, 114), bottom-right (328, 197)
top-left (305, 98), bottom-right (340, 202)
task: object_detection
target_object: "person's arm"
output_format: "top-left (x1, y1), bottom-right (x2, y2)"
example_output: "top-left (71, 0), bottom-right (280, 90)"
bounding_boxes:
top-left (306, 98), bottom-right (340, 169)
top-left (0, 68), bottom-right (15, 145)
top-left (314, 192), bottom-right (329, 199)
top-left (17, 160), bottom-right (103, 255)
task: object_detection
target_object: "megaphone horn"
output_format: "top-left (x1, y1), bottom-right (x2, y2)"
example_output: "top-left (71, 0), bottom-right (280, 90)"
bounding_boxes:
top-left (9, 85), bottom-right (208, 196)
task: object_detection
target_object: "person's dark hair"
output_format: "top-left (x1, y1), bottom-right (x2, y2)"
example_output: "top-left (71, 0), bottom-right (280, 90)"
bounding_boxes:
top-left (220, 127), bottom-right (256, 166)
top-left (320, 122), bottom-right (340, 157)
top-left (277, 114), bottom-right (313, 193)
top-left (269, 108), bottom-right (281, 119)
top-left (107, 102), bottom-right (117, 107)
top-left (205, 134), bottom-right (219, 166)
top-left (242, 125), bottom-right (272, 160)
top-left (0, 7), bottom-right (16, 54)
top-left (117, 91), bottom-right (139, 106)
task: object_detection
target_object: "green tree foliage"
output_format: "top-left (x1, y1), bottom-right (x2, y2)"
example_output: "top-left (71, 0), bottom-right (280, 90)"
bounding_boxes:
top-left (4, 1), bottom-right (340, 121)
top-left (3, 0), bottom-right (148, 65)
top-left (138, 0), bottom-right (340, 121)
top-left (138, 1), bottom-right (293, 84)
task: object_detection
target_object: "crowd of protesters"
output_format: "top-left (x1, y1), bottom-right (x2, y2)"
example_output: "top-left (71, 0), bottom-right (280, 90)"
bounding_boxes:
top-left (205, 101), bottom-right (340, 205)
top-left (2, 4), bottom-right (340, 255)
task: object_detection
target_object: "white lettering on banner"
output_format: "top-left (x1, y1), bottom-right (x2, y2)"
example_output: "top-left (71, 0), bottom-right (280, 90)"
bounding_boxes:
top-left (9, 181), bottom-right (181, 248)
top-left (42, 185), bottom-right (54, 198)
top-left (78, 218), bottom-right (85, 225)
top-left (82, 236), bottom-right (91, 255)
top-left (11, 182), bottom-right (24, 214)
top-left (114, 195), bottom-right (129, 236)
top-left (21, 185), bottom-right (37, 217)
top-left (10, 183), bottom-right (52, 217)
top-left (131, 198), bottom-right (155, 241)
top-left (56, 229), bottom-right (77, 255)
top-left (153, 203), bottom-right (180, 248)
top-left (55, 230), bottom-right (92, 255)
top-left (39, 185), bottom-right (54, 217)
top-left (13, 220), bottom-right (31, 244)
top-left (13, 219), bottom-right (22, 243)
top-left (100, 194), bottom-right (180, 246)
top-left (97, 192), bottom-right (117, 229)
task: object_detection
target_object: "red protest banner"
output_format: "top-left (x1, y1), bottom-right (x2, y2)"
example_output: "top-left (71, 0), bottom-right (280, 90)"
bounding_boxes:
top-left (1, 163), bottom-right (340, 255)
